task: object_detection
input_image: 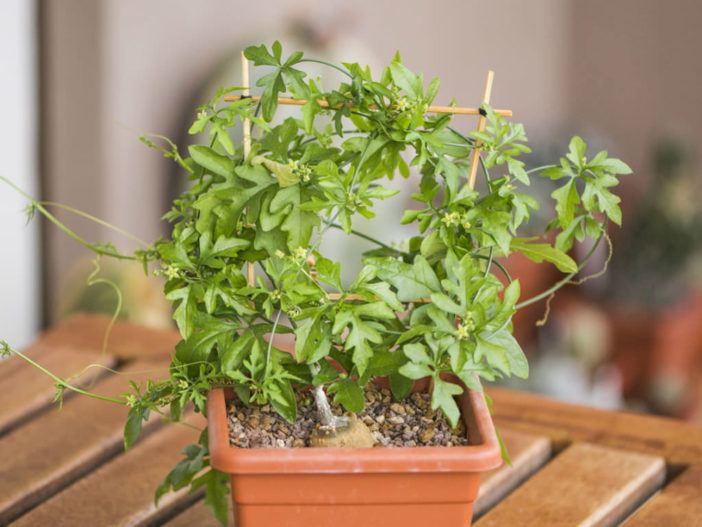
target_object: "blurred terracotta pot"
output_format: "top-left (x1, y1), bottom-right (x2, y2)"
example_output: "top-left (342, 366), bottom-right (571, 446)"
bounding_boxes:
top-left (606, 294), bottom-right (702, 417)
top-left (207, 386), bottom-right (502, 527)
top-left (500, 252), bottom-right (560, 345)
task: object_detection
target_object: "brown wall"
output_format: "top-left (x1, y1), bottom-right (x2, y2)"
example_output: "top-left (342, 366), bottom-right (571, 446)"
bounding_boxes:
top-left (569, 0), bottom-right (702, 204)
top-left (42, 1), bottom-right (104, 316)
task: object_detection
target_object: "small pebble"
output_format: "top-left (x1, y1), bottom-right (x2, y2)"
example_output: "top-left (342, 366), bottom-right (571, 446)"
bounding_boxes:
top-left (227, 384), bottom-right (469, 449)
top-left (390, 403), bottom-right (406, 415)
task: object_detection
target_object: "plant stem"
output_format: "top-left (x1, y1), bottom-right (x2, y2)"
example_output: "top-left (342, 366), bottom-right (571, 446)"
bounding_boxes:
top-left (39, 201), bottom-right (150, 247)
top-left (0, 176), bottom-right (138, 261)
top-left (299, 58), bottom-right (352, 78)
top-left (515, 222), bottom-right (606, 309)
top-left (326, 222), bottom-right (407, 254)
top-left (479, 156), bottom-right (493, 192)
top-left (525, 164), bottom-right (557, 175)
top-left (5, 344), bottom-right (125, 405)
top-left (472, 253), bottom-right (512, 283)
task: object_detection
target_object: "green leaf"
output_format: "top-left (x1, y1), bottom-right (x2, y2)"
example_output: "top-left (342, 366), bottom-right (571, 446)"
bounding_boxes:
top-left (600, 157), bottom-right (632, 175)
top-left (189, 145), bottom-right (235, 179)
top-left (269, 184), bottom-right (320, 250)
top-left (510, 238), bottom-right (578, 273)
top-left (269, 379), bottom-right (297, 423)
top-left (399, 361), bottom-right (433, 379)
top-left (456, 369), bottom-right (484, 392)
top-left (361, 282), bottom-right (404, 312)
top-left (566, 136), bottom-right (587, 168)
top-left (389, 373), bottom-right (414, 400)
top-left (551, 179), bottom-right (579, 229)
top-left (315, 256), bottom-right (342, 291)
top-left (123, 408), bottom-right (143, 450)
top-left (329, 378), bottom-right (365, 413)
top-left (221, 331), bottom-right (255, 371)
top-left (253, 156), bottom-right (300, 187)
top-left (365, 256), bottom-right (440, 302)
top-left (186, 315), bottom-right (240, 361)
top-left (583, 179), bottom-right (622, 225)
top-left (294, 310), bottom-right (332, 364)
top-left (430, 292), bottom-right (464, 316)
top-left (202, 469), bottom-right (230, 526)
top-left (366, 349), bottom-right (407, 377)
top-left (425, 77), bottom-right (440, 104)
top-left (403, 342), bottom-right (432, 364)
top-left (420, 230), bottom-right (446, 262)
top-left (353, 301), bottom-right (396, 320)
top-left (540, 166), bottom-right (568, 180)
top-left (165, 285), bottom-right (200, 339)
top-left (475, 335), bottom-right (511, 375)
top-left (302, 100), bottom-right (321, 134)
top-left (431, 377), bottom-right (463, 428)
top-left (199, 236), bottom-right (249, 266)
top-left (389, 59), bottom-right (421, 98)
top-left (244, 43), bottom-right (280, 66)
top-left (489, 329), bottom-right (528, 378)
top-left (426, 304), bottom-right (458, 334)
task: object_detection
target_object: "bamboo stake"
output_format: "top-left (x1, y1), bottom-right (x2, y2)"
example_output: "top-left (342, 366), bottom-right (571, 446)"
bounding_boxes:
top-left (467, 70), bottom-right (495, 190)
top-left (224, 94), bottom-right (511, 118)
top-left (242, 52), bottom-right (255, 287)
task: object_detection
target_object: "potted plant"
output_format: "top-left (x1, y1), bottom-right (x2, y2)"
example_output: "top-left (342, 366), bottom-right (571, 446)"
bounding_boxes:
top-left (0, 41), bottom-right (630, 526)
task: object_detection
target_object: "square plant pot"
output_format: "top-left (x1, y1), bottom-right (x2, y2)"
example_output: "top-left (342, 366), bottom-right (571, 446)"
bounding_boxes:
top-left (207, 386), bottom-right (502, 527)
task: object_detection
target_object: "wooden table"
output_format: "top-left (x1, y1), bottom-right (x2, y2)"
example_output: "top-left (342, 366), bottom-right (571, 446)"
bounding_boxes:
top-left (2, 314), bottom-right (701, 526)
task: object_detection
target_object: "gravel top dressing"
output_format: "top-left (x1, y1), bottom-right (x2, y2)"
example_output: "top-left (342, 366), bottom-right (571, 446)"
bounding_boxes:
top-left (227, 383), bottom-right (469, 448)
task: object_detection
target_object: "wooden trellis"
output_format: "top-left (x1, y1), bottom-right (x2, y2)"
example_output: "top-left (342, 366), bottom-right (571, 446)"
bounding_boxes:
top-left (232, 53), bottom-right (513, 294)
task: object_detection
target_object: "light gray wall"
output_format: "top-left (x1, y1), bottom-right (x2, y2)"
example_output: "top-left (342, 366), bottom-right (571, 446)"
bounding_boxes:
top-left (0, 0), bottom-right (39, 348)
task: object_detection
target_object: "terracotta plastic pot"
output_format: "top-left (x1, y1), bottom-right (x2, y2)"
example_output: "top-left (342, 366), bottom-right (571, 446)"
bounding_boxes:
top-left (207, 386), bottom-right (502, 527)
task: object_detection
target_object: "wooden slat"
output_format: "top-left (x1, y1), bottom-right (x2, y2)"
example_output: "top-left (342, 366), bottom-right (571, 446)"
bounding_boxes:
top-left (163, 500), bottom-right (229, 527)
top-left (473, 428), bottom-right (551, 517)
top-left (11, 416), bottom-right (203, 527)
top-left (623, 464), bottom-right (702, 526)
top-left (36, 313), bottom-right (181, 360)
top-left (0, 361), bottom-right (169, 524)
top-left (0, 347), bottom-right (116, 434)
top-left (475, 443), bottom-right (665, 527)
top-left (488, 386), bottom-right (702, 465)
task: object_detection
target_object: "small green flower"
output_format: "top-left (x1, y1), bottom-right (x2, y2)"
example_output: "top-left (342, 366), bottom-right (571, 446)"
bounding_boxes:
top-left (125, 394), bottom-right (138, 408)
top-left (456, 314), bottom-right (475, 340)
top-left (394, 97), bottom-right (409, 112)
top-left (164, 265), bottom-right (179, 280)
top-left (441, 211), bottom-right (460, 226)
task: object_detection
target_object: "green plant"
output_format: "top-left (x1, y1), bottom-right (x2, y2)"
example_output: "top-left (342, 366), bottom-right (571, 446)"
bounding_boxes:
top-left (1, 41), bottom-right (630, 524)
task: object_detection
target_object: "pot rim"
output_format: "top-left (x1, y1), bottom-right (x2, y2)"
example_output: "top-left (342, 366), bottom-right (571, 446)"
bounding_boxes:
top-left (208, 385), bottom-right (502, 475)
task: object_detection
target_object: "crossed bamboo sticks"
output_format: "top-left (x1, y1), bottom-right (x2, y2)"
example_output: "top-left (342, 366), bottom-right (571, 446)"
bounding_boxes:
top-left (236, 52), bottom-right (512, 301)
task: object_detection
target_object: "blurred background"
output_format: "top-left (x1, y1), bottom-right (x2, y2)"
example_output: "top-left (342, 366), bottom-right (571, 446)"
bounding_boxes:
top-left (2, 0), bottom-right (702, 422)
